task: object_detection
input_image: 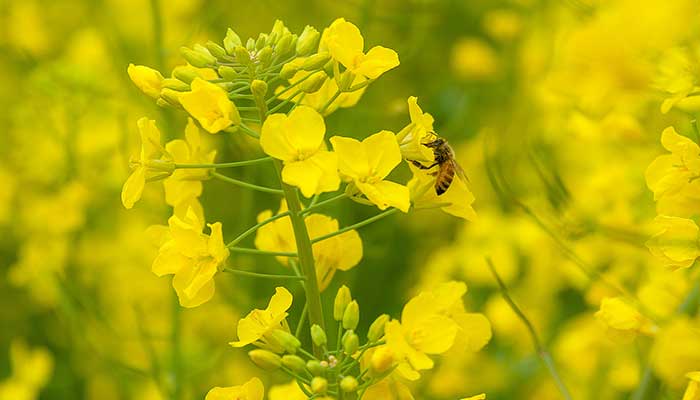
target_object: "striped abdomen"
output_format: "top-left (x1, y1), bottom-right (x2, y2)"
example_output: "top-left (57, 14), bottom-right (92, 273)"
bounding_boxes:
top-left (434, 161), bottom-right (455, 195)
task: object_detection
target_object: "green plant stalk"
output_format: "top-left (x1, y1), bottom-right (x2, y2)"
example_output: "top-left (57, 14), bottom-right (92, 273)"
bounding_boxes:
top-left (222, 267), bottom-right (305, 281)
top-left (211, 171), bottom-right (283, 194)
top-left (311, 208), bottom-right (399, 243)
top-left (174, 157), bottom-right (271, 169)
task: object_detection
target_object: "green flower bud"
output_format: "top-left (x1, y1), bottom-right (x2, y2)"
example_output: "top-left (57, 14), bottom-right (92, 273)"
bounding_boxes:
top-left (257, 46), bottom-right (273, 67)
top-left (342, 301), bottom-right (360, 330)
top-left (255, 33), bottom-right (267, 50)
top-left (281, 355), bottom-right (306, 373)
top-left (311, 377), bottom-right (328, 394)
top-left (296, 25), bottom-right (320, 56)
top-left (205, 41), bottom-right (228, 60)
top-left (224, 28), bottom-right (242, 54)
top-left (275, 33), bottom-right (295, 57)
top-left (340, 376), bottom-right (359, 393)
top-left (306, 359), bottom-right (324, 376)
top-left (248, 349), bottom-right (282, 371)
top-left (218, 66), bottom-right (238, 81)
top-left (217, 82), bottom-right (236, 91)
top-left (156, 98), bottom-right (169, 108)
top-left (159, 88), bottom-right (182, 106)
top-left (310, 324), bottom-right (327, 347)
top-left (246, 37), bottom-right (256, 51)
top-left (337, 70), bottom-right (356, 92)
top-left (162, 78), bottom-right (189, 91)
top-left (270, 329), bottom-right (301, 354)
top-left (280, 62), bottom-right (301, 80)
top-left (302, 53), bottom-right (331, 71)
top-left (271, 20), bottom-right (287, 40)
top-left (334, 285), bottom-right (352, 321)
top-left (342, 330), bottom-right (359, 355)
top-left (234, 46), bottom-right (251, 65)
top-left (367, 314), bottom-right (390, 342)
top-left (250, 79), bottom-right (268, 99)
top-left (180, 46), bottom-right (216, 68)
top-left (172, 66), bottom-right (198, 84)
top-left (300, 71), bottom-right (326, 93)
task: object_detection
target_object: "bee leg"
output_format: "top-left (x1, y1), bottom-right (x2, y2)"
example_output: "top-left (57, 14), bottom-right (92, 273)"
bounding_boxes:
top-left (409, 160), bottom-right (439, 169)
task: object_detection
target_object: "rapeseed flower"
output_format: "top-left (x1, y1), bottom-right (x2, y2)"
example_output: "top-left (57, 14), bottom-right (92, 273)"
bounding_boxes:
top-left (230, 287), bottom-right (293, 353)
top-left (179, 78), bottom-right (241, 133)
top-left (646, 215), bottom-right (700, 269)
top-left (121, 117), bottom-right (170, 209)
top-left (205, 377), bottom-right (264, 400)
top-left (127, 64), bottom-right (163, 98)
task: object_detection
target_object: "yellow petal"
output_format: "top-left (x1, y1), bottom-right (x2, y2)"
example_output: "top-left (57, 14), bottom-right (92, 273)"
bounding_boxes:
top-left (281, 152), bottom-right (339, 197)
top-left (331, 136), bottom-right (370, 179)
top-left (357, 180), bottom-right (410, 212)
top-left (268, 287), bottom-right (293, 315)
top-left (326, 18), bottom-right (364, 70)
top-left (180, 78), bottom-right (239, 133)
top-left (151, 241), bottom-right (190, 276)
top-left (127, 64), bottom-right (163, 99)
top-left (354, 46), bottom-right (400, 79)
top-left (172, 264), bottom-right (216, 308)
top-left (364, 130), bottom-right (402, 179)
top-left (121, 166), bottom-right (146, 209)
top-left (261, 106), bottom-right (326, 161)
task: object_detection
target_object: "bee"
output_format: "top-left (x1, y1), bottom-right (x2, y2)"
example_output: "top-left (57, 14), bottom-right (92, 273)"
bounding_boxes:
top-left (410, 135), bottom-right (469, 196)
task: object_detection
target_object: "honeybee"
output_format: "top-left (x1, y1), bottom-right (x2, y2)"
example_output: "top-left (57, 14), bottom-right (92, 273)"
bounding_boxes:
top-left (410, 135), bottom-right (469, 196)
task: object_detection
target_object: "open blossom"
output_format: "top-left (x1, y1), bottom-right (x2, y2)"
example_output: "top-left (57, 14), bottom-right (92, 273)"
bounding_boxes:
top-left (179, 77), bottom-right (241, 133)
top-left (595, 297), bottom-right (655, 341)
top-left (121, 117), bottom-right (170, 209)
top-left (646, 215), bottom-right (700, 269)
top-left (324, 18), bottom-right (400, 80)
top-left (395, 97), bottom-right (436, 163)
top-left (331, 131), bottom-right (410, 212)
top-left (260, 106), bottom-right (340, 197)
top-left (683, 371), bottom-right (700, 400)
top-left (409, 162), bottom-right (477, 220)
top-left (205, 377), bottom-right (264, 400)
top-left (127, 64), bottom-right (163, 98)
top-left (230, 287), bottom-right (293, 353)
top-left (151, 206), bottom-right (229, 307)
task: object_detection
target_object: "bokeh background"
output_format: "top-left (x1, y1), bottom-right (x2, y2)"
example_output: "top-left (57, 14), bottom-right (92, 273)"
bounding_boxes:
top-left (2, 0), bottom-right (700, 399)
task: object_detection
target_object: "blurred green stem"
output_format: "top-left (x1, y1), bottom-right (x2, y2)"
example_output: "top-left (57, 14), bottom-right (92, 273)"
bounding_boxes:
top-left (222, 267), bottom-right (305, 281)
top-left (486, 258), bottom-right (573, 400)
top-left (174, 157), bottom-right (272, 169)
top-left (311, 208), bottom-right (399, 244)
top-left (211, 171), bottom-right (283, 194)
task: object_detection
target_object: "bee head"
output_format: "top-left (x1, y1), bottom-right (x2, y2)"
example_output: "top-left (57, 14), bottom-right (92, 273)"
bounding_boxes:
top-left (422, 137), bottom-right (445, 148)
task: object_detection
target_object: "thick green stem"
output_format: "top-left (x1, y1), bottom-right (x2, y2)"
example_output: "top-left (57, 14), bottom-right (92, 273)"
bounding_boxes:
top-left (274, 160), bottom-right (326, 356)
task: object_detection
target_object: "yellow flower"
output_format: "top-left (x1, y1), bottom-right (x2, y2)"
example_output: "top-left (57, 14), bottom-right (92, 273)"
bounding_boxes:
top-left (595, 297), bottom-right (654, 341)
top-left (652, 318), bottom-right (700, 388)
top-left (121, 117), bottom-right (169, 209)
top-left (268, 381), bottom-right (307, 400)
top-left (179, 78), bottom-right (241, 133)
top-left (163, 118), bottom-right (217, 207)
top-left (324, 18), bottom-right (400, 80)
top-left (363, 377), bottom-right (414, 400)
top-left (254, 201), bottom-right (363, 291)
top-left (646, 215), bottom-right (700, 269)
top-left (151, 206), bottom-right (229, 307)
top-left (127, 64), bottom-right (164, 98)
top-left (683, 371), bottom-right (700, 400)
top-left (646, 127), bottom-right (700, 217)
top-left (395, 97), bottom-right (436, 163)
top-left (205, 377), bottom-right (264, 400)
top-left (230, 287), bottom-right (294, 352)
top-left (278, 67), bottom-right (365, 116)
top-left (408, 163), bottom-right (477, 220)
top-left (331, 131), bottom-right (410, 212)
top-left (260, 106), bottom-right (340, 197)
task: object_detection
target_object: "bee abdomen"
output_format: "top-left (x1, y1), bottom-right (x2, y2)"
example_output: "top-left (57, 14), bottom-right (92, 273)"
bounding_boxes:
top-left (435, 165), bottom-right (455, 195)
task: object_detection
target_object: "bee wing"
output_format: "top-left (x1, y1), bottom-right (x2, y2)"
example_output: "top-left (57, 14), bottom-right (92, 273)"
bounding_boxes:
top-left (452, 159), bottom-right (470, 183)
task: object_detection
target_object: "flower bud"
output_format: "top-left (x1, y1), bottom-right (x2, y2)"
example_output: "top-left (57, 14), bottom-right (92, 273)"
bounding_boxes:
top-left (248, 349), bottom-right (282, 371)
top-left (296, 25), bottom-right (320, 56)
top-left (281, 355), bottom-right (306, 373)
top-left (156, 98), bottom-right (170, 108)
top-left (342, 301), bottom-right (359, 331)
top-left (172, 66), bottom-right (199, 84)
top-left (246, 37), bottom-right (256, 51)
top-left (370, 346), bottom-right (395, 375)
top-left (306, 360), bottom-right (324, 376)
top-left (159, 88), bottom-right (182, 106)
top-left (271, 20), bottom-right (287, 40)
top-left (367, 314), bottom-right (389, 342)
top-left (280, 62), bottom-right (301, 80)
top-left (270, 329), bottom-right (301, 354)
top-left (257, 46), bottom-right (273, 67)
top-left (218, 66), bottom-right (238, 81)
top-left (180, 46), bottom-right (216, 68)
top-left (302, 53), bottom-right (331, 71)
top-left (300, 71), bottom-right (326, 93)
top-left (334, 286), bottom-right (352, 321)
top-left (145, 159), bottom-right (175, 173)
top-left (311, 377), bottom-right (328, 394)
top-left (234, 46), bottom-right (251, 65)
top-left (337, 70), bottom-right (356, 92)
top-left (224, 28), bottom-right (242, 54)
top-left (256, 33), bottom-right (267, 50)
top-left (275, 33), bottom-right (295, 57)
top-left (340, 376), bottom-right (358, 392)
top-left (251, 79), bottom-right (268, 99)
top-left (162, 78), bottom-right (190, 92)
top-left (310, 324), bottom-right (327, 347)
top-left (342, 330), bottom-right (359, 355)
top-left (205, 41), bottom-right (228, 60)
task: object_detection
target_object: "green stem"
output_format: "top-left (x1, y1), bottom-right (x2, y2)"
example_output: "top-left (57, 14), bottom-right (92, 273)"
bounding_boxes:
top-left (229, 247), bottom-right (297, 257)
top-left (268, 73), bottom-right (314, 104)
top-left (237, 123), bottom-right (260, 138)
top-left (226, 210), bottom-right (290, 248)
top-left (274, 159), bottom-right (327, 356)
top-left (301, 192), bottom-right (348, 215)
top-left (174, 157), bottom-right (271, 169)
top-left (170, 293), bottom-right (183, 400)
top-left (222, 267), bottom-right (305, 281)
top-left (319, 90), bottom-right (342, 114)
top-left (211, 171), bottom-right (282, 194)
top-left (311, 208), bottom-right (399, 244)
top-left (295, 304), bottom-right (308, 338)
top-left (267, 90), bottom-right (303, 114)
top-left (486, 258), bottom-right (572, 400)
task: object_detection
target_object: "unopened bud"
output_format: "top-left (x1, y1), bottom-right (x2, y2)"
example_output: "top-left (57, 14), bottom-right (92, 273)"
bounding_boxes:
top-left (311, 377), bottom-right (328, 394)
top-left (205, 41), bottom-right (228, 60)
top-left (367, 314), bottom-right (389, 342)
top-left (342, 330), bottom-right (359, 355)
top-left (334, 285), bottom-right (352, 321)
top-left (280, 62), bottom-right (301, 80)
top-left (156, 98), bottom-right (170, 108)
top-left (246, 38), bottom-right (256, 51)
top-left (172, 66), bottom-right (198, 84)
top-left (256, 34), bottom-right (268, 50)
top-left (281, 355), bottom-right (306, 373)
top-left (337, 70), bottom-right (356, 92)
top-left (275, 33), bottom-right (295, 57)
top-left (218, 66), bottom-right (238, 81)
top-left (234, 46), bottom-right (251, 65)
top-left (257, 46), bottom-right (273, 67)
top-left (159, 88), bottom-right (182, 106)
top-left (340, 376), bottom-right (359, 392)
top-left (342, 301), bottom-right (359, 330)
top-left (306, 359), bottom-right (324, 376)
top-left (248, 349), bottom-right (282, 371)
top-left (251, 80), bottom-right (268, 99)
top-left (180, 46), bottom-right (216, 68)
top-left (370, 346), bottom-right (395, 375)
top-left (224, 28), bottom-right (242, 54)
top-left (271, 20), bottom-right (286, 39)
top-left (162, 78), bottom-right (190, 91)
top-left (302, 53), bottom-right (331, 71)
top-left (300, 71), bottom-right (326, 93)
top-left (270, 329), bottom-right (301, 354)
top-left (145, 159), bottom-right (175, 173)
top-left (310, 324), bottom-right (327, 347)
top-left (296, 25), bottom-right (320, 56)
